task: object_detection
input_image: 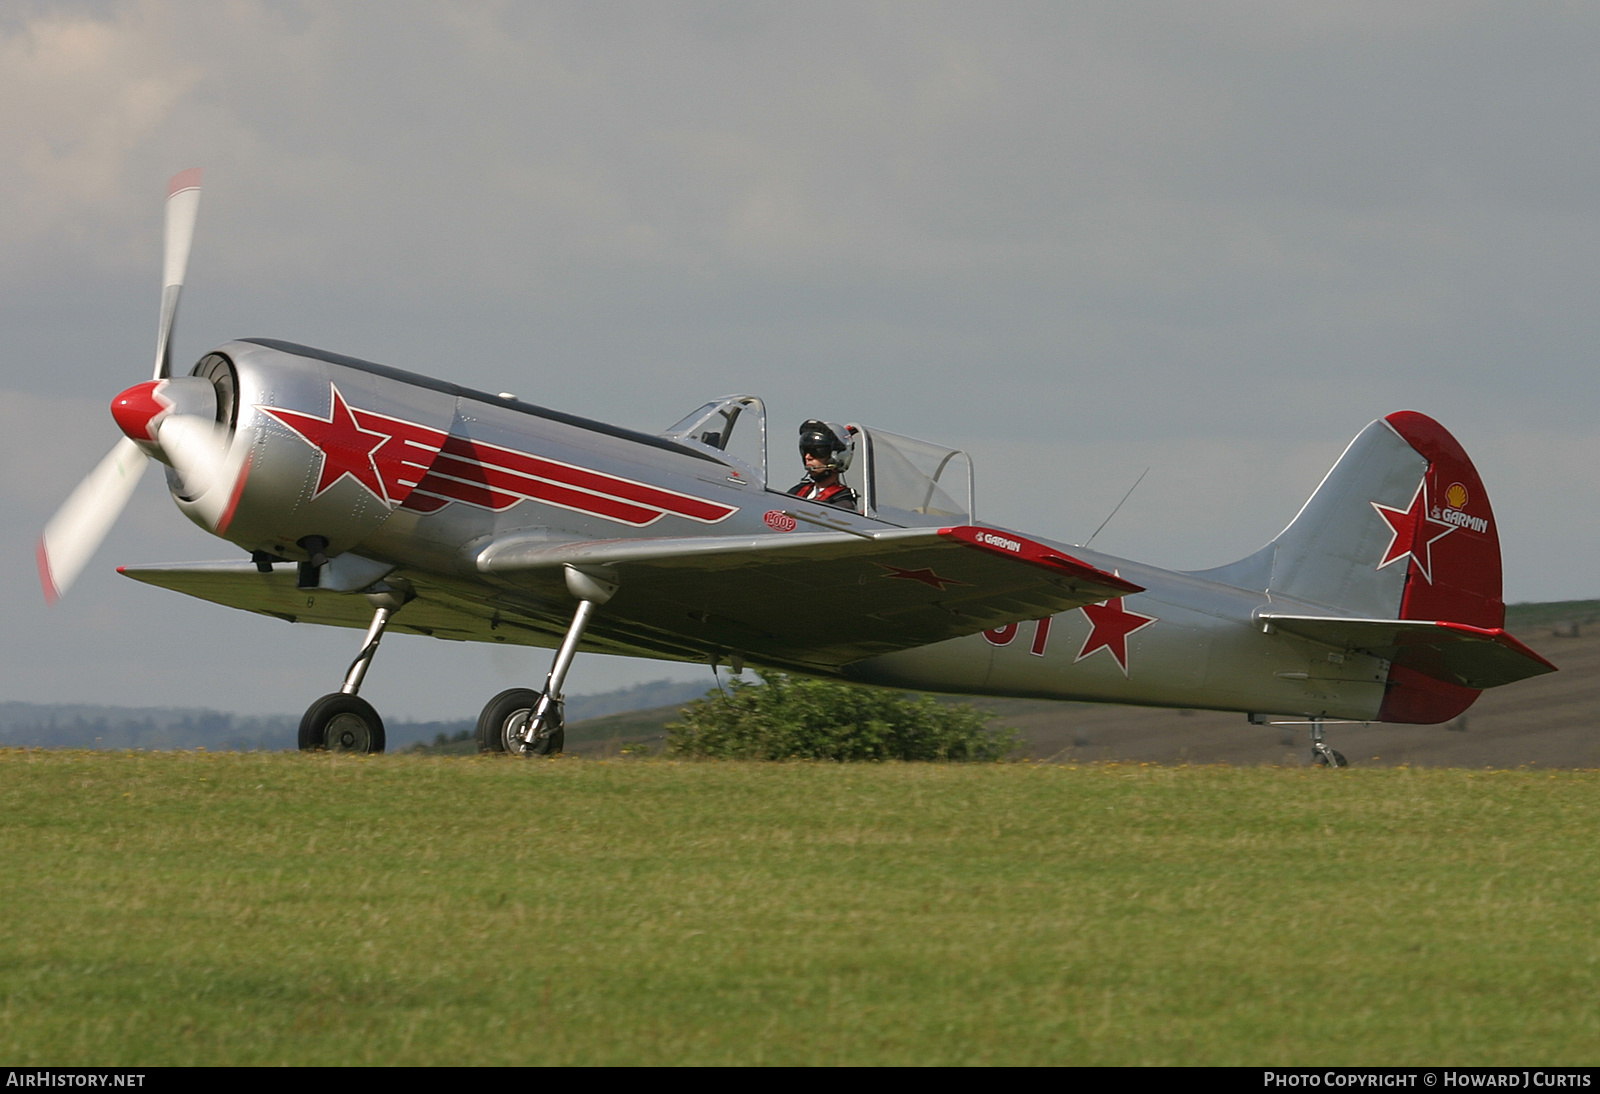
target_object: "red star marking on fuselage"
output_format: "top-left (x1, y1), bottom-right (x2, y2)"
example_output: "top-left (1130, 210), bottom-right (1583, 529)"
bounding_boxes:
top-left (261, 385), bottom-right (392, 503)
top-left (1075, 598), bottom-right (1158, 676)
top-left (877, 564), bottom-right (970, 591)
top-left (1371, 479), bottom-right (1454, 584)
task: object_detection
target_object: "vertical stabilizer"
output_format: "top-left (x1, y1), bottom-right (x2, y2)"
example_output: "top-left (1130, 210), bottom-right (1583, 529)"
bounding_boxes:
top-left (1210, 412), bottom-right (1506, 723)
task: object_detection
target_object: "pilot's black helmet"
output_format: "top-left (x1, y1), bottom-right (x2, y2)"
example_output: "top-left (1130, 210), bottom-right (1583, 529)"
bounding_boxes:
top-left (798, 419), bottom-right (854, 472)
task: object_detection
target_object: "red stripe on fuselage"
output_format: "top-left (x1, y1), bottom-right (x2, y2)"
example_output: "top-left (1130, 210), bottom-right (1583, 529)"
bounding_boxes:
top-left (412, 474), bottom-right (519, 511)
top-left (439, 435), bottom-right (735, 523)
top-left (426, 453), bottom-right (662, 524)
top-left (399, 492), bottom-right (449, 513)
top-left (350, 408), bottom-right (447, 507)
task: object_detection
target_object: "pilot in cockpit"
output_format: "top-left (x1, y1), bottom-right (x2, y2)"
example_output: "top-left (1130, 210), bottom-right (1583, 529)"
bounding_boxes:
top-left (787, 419), bottom-right (859, 510)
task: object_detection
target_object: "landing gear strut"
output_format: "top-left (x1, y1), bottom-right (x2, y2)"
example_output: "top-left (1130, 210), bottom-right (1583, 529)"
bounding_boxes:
top-left (1310, 719), bottom-right (1347, 768)
top-left (298, 588), bottom-right (409, 754)
top-left (478, 565), bottom-right (617, 757)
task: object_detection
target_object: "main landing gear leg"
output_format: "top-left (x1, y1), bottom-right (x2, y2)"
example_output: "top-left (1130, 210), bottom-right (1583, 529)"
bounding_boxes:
top-left (1310, 718), bottom-right (1347, 768)
top-left (298, 589), bottom-right (410, 754)
top-left (477, 565), bottom-right (618, 757)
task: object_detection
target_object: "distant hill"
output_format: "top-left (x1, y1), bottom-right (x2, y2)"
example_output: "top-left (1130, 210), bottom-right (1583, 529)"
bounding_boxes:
top-left (0, 678), bottom-right (714, 752)
top-left (1505, 599), bottom-right (1600, 634)
top-left (0, 704), bottom-right (301, 751)
top-left (562, 679), bottom-right (713, 722)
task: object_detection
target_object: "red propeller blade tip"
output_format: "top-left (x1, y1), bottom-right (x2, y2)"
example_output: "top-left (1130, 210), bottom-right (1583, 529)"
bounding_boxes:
top-left (167, 167), bottom-right (203, 197)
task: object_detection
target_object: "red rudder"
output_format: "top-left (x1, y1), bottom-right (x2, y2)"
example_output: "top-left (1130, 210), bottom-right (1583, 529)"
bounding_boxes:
top-left (1377, 411), bottom-right (1504, 722)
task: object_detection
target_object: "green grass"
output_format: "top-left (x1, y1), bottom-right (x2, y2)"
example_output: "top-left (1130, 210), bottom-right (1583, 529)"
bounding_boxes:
top-left (2, 751), bottom-right (1597, 1065)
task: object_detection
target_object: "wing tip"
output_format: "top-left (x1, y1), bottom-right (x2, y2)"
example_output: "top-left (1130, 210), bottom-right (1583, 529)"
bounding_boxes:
top-left (1435, 621), bottom-right (1560, 676)
top-left (938, 525), bottom-right (1145, 595)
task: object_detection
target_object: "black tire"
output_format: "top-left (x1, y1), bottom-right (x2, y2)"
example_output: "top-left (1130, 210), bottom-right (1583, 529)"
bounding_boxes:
top-left (1313, 748), bottom-right (1349, 768)
top-left (476, 688), bottom-right (564, 756)
top-left (299, 693), bottom-right (386, 753)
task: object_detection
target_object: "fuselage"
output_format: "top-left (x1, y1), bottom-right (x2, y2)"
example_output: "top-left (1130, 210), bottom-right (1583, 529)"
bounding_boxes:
top-left (165, 338), bottom-right (1394, 723)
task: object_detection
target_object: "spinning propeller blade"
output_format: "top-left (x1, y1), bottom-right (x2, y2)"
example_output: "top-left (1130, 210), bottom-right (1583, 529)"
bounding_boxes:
top-left (40, 168), bottom-right (209, 603)
top-left (37, 438), bottom-right (150, 603)
top-left (156, 411), bottom-right (234, 512)
top-left (153, 168), bottom-right (203, 381)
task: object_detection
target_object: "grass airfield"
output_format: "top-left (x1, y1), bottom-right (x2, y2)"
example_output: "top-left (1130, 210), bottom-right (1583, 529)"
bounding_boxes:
top-left (3, 750), bottom-right (1597, 1066)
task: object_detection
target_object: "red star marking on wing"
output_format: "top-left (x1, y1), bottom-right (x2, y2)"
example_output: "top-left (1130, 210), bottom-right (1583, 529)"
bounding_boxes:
top-left (261, 385), bottom-right (393, 502)
top-left (1371, 479), bottom-right (1454, 584)
top-left (877, 564), bottom-right (970, 591)
top-left (1075, 598), bottom-right (1158, 676)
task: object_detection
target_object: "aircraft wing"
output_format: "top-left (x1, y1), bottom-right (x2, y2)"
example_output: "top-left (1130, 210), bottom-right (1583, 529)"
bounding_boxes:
top-left (118, 562), bottom-right (534, 644)
top-left (475, 524), bottom-right (1142, 669)
top-left (1257, 613), bottom-right (1557, 690)
top-left (119, 526), bottom-right (1139, 671)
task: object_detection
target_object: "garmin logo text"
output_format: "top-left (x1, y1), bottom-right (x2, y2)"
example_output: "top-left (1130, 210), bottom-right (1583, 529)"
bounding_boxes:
top-left (977, 532), bottom-right (1022, 552)
top-left (1436, 508), bottom-right (1490, 533)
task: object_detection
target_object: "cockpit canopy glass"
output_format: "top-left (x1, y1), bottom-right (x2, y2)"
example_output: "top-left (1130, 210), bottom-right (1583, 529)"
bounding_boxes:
top-left (844, 426), bottom-right (973, 527)
top-left (664, 397), bottom-right (972, 526)
top-left (662, 395), bottom-right (767, 487)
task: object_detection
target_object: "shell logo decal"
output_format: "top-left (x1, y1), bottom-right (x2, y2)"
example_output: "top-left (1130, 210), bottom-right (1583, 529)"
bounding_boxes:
top-left (1444, 482), bottom-right (1469, 510)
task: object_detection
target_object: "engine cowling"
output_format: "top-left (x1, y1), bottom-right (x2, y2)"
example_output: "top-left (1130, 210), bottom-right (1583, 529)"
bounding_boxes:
top-left (154, 341), bottom-right (458, 564)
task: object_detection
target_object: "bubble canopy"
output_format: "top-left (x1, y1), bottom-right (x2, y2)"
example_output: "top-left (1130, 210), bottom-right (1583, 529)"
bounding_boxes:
top-left (663, 396), bottom-right (973, 528)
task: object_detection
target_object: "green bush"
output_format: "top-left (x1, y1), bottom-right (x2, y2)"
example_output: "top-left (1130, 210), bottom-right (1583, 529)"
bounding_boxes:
top-left (666, 674), bottom-right (1019, 762)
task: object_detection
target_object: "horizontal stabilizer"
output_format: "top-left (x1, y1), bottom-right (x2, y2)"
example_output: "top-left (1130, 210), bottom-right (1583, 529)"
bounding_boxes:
top-left (1258, 613), bottom-right (1557, 690)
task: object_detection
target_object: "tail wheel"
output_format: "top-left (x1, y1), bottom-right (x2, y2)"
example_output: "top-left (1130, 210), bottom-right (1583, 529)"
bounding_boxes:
top-left (476, 688), bottom-right (564, 756)
top-left (299, 693), bottom-right (386, 754)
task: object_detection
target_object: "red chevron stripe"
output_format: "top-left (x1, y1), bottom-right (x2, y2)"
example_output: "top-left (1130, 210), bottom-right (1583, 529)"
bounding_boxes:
top-left (399, 492), bottom-right (449, 513)
top-left (351, 407), bottom-right (447, 507)
top-left (440, 435), bottom-right (734, 522)
top-left (426, 453), bottom-right (662, 524)
top-left (411, 472), bottom-right (519, 511)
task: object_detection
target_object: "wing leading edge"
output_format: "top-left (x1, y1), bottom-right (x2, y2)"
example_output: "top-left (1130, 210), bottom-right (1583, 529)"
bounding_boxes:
top-left (120, 526), bottom-right (1141, 672)
top-left (470, 525), bottom-right (1140, 669)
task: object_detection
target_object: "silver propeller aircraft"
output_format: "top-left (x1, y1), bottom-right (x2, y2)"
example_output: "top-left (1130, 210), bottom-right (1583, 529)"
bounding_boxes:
top-left (40, 171), bottom-right (1556, 764)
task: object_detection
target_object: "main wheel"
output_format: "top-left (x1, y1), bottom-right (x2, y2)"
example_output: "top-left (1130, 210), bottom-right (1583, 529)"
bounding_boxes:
top-left (1313, 748), bottom-right (1348, 768)
top-left (299, 693), bottom-right (386, 753)
top-left (476, 688), bottom-right (565, 756)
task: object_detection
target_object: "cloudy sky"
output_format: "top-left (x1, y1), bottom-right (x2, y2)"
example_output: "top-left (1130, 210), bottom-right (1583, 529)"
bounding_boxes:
top-left (3, 1), bottom-right (1597, 719)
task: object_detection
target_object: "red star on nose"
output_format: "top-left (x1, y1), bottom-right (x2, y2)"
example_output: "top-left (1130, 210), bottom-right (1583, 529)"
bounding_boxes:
top-left (261, 385), bottom-right (392, 502)
top-left (1075, 598), bottom-right (1158, 676)
top-left (877, 564), bottom-right (970, 591)
top-left (1371, 479), bottom-right (1454, 584)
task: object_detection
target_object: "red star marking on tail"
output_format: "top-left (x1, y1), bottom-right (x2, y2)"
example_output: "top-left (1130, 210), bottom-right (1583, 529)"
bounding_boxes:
top-left (877, 564), bottom-right (970, 591)
top-left (261, 385), bottom-right (392, 502)
top-left (1075, 598), bottom-right (1158, 676)
top-left (1371, 479), bottom-right (1454, 584)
